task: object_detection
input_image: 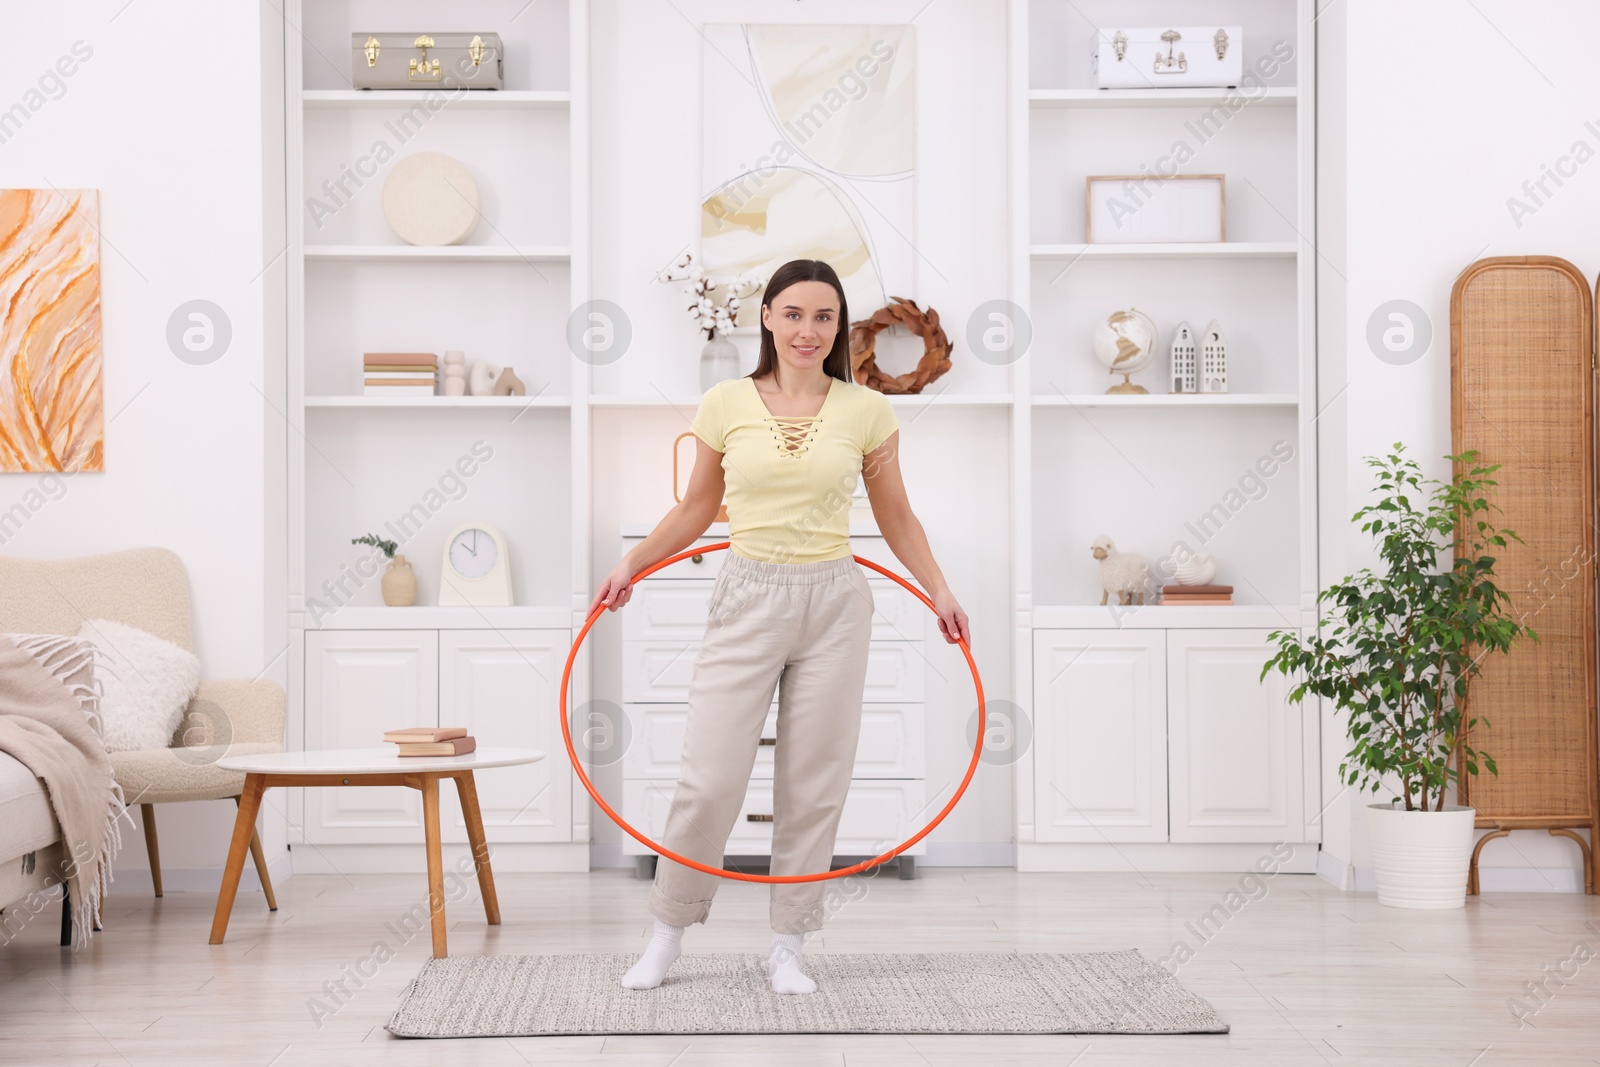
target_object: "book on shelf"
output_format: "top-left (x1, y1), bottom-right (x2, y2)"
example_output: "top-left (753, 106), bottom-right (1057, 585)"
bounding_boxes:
top-left (363, 352), bottom-right (438, 366)
top-left (395, 736), bottom-right (477, 757)
top-left (383, 727), bottom-right (468, 743)
top-left (363, 384), bottom-right (439, 396)
top-left (1162, 585), bottom-right (1234, 604)
top-left (363, 376), bottom-right (437, 385)
top-left (364, 365), bottom-right (438, 374)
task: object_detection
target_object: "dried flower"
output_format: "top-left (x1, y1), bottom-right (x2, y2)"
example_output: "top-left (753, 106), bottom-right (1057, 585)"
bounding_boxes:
top-left (658, 251), bottom-right (766, 341)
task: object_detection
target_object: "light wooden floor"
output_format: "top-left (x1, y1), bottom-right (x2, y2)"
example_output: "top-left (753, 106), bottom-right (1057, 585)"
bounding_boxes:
top-left (2, 864), bottom-right (1598, 1066)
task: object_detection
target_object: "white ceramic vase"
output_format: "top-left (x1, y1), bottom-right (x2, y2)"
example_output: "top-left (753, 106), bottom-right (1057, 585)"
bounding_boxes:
top-left (700, 334), bottom-right (740, 392)
top-left (1364, 801), bottom-right (1477, 909)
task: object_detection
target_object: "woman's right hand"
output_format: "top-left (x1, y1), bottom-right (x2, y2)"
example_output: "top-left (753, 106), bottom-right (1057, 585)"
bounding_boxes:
top-left (590, 558), bottom-right (639, 615)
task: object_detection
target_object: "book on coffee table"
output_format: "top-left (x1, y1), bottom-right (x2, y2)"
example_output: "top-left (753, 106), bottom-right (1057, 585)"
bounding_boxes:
top-left (383, 726), bottom-right (468, 743)
top-left (395, 736), bottom-right (476, 757)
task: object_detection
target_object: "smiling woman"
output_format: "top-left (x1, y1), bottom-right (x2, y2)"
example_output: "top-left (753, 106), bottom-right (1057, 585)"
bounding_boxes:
top-left (593, 257), bottom-right (969, 998)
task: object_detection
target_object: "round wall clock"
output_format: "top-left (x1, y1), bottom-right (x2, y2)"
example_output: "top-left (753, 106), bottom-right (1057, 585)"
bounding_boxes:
top-left (439, 522), bottom-right (513, 606)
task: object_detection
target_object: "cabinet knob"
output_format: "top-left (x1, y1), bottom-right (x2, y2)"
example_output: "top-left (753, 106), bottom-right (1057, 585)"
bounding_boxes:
top-left (747, 813), bottom-right (773, 822)
top-left (691, 553), bottom-right (704, 564)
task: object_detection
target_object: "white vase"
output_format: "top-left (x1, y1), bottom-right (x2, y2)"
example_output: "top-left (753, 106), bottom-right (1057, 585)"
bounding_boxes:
top-left (1364, 801), bottom-right (1477, 909)
top-left (699, 335), bottom-right (740, 391)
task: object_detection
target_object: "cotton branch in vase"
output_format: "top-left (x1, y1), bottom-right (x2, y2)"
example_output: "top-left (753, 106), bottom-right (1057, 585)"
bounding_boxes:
top-left (658, 252), bottom-right (765, 340)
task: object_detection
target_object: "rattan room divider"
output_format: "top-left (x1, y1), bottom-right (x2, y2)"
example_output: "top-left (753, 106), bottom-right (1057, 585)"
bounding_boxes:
top-left (1450, 255), bottom-right (1600, 896)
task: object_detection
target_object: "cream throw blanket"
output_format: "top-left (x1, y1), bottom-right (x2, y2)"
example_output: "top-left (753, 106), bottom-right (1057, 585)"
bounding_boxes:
top-left (0, 633), bottom-right (124, 946)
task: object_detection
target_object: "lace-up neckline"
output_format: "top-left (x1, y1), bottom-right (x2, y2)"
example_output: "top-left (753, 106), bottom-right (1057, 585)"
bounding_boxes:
top-left (748, 376), bottom-right (836, 458)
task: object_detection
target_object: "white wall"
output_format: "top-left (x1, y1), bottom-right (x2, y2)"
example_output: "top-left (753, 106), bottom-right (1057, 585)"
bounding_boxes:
top-left (0, 1), bottom-right (287, 885)
top-left (1319, 0), bottom-right (1600, 891)
top-left (7, 0), bottom-right (1589, 892)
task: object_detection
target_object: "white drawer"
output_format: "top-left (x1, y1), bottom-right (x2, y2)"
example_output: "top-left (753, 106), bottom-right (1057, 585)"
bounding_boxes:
top-left (623, 702), bottom-right (925, 779)
top-left (622, 640), bottom-right (927, 703)
top-left (621, 578), bottom-right (924, 642)
top-left (621, 777), bottom-right (927, 856)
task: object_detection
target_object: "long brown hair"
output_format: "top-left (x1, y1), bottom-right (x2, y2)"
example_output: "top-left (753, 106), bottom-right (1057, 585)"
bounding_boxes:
top-left (749, 259), bottom-right (851, 388)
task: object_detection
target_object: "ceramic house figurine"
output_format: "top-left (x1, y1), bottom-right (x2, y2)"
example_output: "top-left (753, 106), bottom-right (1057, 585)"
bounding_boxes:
top-left (1169, 321), bottom-right (1196, 393)
top-left (1200, 319), bottom-right (1228, 393)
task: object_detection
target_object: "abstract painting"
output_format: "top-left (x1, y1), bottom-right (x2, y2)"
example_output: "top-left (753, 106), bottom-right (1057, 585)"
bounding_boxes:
top-left (701, 24), bottom-right (914, 329)
top-left (0, 189), bottom-right (103, 472)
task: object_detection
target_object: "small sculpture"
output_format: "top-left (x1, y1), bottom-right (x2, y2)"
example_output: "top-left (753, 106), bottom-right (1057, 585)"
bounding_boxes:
top-left (1164, 542), bottom-right (1218, 585)
top-left (468, 360), bottom-right (500, 396)
top-left (1091, 535), bottom-right (1149, 606)
top-left (1169, 321), bottom-right (1196, 393)
top-left (492, 367), bottom-right (526, 396)
top-left (1199, 319), bottom-right (1228, 393)
top-left (442, 351), bottom-right (467, 396)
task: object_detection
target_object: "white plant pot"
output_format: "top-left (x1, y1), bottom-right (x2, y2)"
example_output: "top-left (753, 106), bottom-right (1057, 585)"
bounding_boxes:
top-left (1364, 801), bottom-right (1477, 909)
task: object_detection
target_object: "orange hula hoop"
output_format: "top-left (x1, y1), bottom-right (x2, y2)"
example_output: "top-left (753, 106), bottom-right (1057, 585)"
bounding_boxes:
top-left (560, 541), bottom-right (984, 883)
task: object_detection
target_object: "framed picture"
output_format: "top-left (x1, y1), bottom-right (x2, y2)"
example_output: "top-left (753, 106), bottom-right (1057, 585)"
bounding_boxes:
top-left (1085, 173), bottom-right (1225, 244)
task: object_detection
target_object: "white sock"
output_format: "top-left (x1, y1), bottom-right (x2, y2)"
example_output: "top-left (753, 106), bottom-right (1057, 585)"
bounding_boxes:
top-left (768, 931), bottom-right (817, 995)
top-left (621, 919), bottom-right (685, 990)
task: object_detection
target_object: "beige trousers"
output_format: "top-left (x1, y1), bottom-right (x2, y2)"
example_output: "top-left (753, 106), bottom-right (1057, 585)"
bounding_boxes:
top-left (647, 550), bottom-right (874, 934)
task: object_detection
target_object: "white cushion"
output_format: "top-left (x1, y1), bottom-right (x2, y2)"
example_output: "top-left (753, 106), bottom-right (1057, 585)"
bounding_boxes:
top-left (78, 618), bottom-right (199, 753)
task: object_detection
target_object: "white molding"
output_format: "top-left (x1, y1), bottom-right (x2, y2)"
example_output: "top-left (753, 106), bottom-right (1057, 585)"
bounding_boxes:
top-left (109, 852), bottom-right (294, 898)
top-left (303, 89), bottom-right (570, 109)
top-left (1030, 242), bottom-right (1297, 259)
top-left (590, 841), bottom-right (1017, 870)
top-left (1351, 865), bottom-right (1590, 895)
top-left (1018, 842), bottom-right (1319, 874)
top-left (1316, 849), bottom-right (1354, 890)
top-left (1029, 87), bottom-right (1298, 109)
top-left (304, 244), bottom-right (570, 262)
top-left (289, 842), bottom-right (589, 876)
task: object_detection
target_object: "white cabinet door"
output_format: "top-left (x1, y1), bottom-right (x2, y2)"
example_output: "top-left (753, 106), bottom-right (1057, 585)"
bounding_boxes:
top-left (304, 630), bottom-right (438, 844)
top-left (1032, 630), bottom-right (1167, 842)
top-left (1167, 629), bottom-right (1303, 843)
top-left (439, 630), bottom-right (571, 844)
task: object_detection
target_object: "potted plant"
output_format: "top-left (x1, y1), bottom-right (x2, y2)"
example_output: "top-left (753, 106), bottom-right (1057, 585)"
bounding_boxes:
top-left (657, 251), bottom-right (766, 390)
top-left (352, 533), bottom-right (414, 607)
top-left (1261, 444), bottom-right (1536, 908)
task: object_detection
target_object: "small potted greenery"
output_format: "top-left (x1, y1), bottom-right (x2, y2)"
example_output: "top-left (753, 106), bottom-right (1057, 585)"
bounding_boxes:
top-left (1261, 444), bottom-right (1535, 908)
top-left (352, 533), bottom-right (413, 607)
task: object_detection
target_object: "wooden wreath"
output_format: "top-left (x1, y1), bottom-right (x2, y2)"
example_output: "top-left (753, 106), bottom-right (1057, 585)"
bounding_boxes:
top-left (849, 296), bottom-right (953, 394)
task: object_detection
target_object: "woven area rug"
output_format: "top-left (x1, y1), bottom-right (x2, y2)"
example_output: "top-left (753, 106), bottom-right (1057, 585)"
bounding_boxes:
top-left (385, 950), bottom-right (1228, 1037)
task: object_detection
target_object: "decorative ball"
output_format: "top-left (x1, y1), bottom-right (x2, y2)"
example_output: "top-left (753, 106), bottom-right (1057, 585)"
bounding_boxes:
top-left (382, 152), bottom-right (480, 246)
top-left (1091, 307), bottom-right (1158, 378)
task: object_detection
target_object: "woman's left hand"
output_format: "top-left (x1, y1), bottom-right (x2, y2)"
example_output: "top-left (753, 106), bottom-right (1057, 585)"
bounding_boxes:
top-left (931, 587), bottom-right (970, 646)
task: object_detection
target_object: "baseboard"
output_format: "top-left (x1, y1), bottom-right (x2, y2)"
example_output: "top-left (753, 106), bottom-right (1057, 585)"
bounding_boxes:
top-left (109, 851), bottom-right (294, 897)
top-left (589, 841), bottom-right (1018, 869)
top-left (288, 841), bottom-right (589, 875)
top-left (1316, 850), bottom-right (1354, 890)
top-left (1352, 864), bottom-right (1589, 894)
top-left (1017, 841), bottom-right (1317, 874)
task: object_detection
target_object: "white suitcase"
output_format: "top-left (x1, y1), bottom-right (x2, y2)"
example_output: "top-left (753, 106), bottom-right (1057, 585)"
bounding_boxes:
top-left (1092, 26), bottom-right (1244, 89)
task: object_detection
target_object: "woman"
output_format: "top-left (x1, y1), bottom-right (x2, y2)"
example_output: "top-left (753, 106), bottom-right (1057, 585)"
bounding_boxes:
top-left (591, 259), bottom-right (970, 995)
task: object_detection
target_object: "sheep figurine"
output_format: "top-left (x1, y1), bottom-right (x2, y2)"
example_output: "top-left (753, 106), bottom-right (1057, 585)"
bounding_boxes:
top-left (1091, 535), bottom-right (1149, 606)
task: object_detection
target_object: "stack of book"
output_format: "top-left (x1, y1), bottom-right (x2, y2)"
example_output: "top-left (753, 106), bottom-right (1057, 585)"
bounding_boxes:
top-left (383, 726), bottom-right (476, 756)
top-left (363, 352), bottom-right (438, 397)
top-left (1162, 584), bottom-right (1234, 605)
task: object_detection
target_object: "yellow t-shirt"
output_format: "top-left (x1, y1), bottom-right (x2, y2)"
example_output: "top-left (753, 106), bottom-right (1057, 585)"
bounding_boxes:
top-left (689, 375), bottom-right (899, 564)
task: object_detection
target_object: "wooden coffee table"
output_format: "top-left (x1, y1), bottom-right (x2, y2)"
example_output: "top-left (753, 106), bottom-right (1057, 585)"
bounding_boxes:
top-left (208, 746), bottom-right (544, 957)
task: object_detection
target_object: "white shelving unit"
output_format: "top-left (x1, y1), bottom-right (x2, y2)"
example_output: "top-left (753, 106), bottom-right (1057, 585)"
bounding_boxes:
top-left (1010, 0), bottom-right (1321, 872)
top-left (277, 1), bottom-right (1321, 880)
top-left (283, 0), bottom-right (591, 874)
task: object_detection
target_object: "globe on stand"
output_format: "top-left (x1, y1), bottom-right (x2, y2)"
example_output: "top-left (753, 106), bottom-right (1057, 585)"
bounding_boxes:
top-left (1091, 307), bottom-right (1158, 395)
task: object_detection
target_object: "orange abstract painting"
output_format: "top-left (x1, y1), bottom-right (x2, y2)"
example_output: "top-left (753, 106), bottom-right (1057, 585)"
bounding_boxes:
top-left (0, 189), bottom-right (103, 472)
